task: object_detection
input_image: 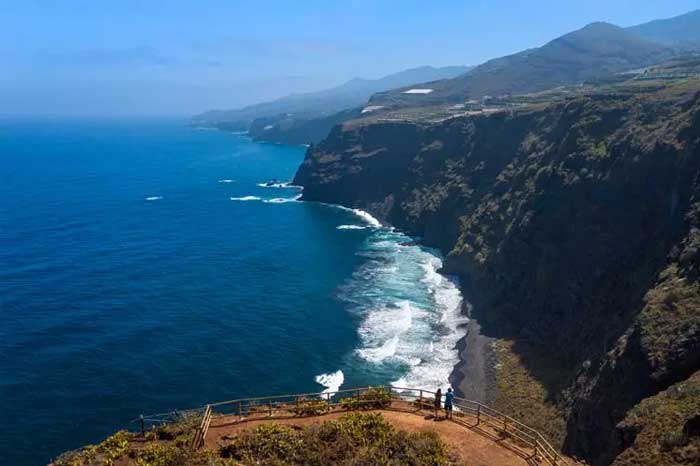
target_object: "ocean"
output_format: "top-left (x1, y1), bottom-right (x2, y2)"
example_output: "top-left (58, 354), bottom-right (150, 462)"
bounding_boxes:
top-left (0, 118), bottom-right (466, 465)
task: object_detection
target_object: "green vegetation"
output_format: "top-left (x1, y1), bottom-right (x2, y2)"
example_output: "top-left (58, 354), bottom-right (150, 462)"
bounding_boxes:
top-left (53, 412), bottom-right (460, 466)
top-left (613, 371), bottom-right (700, 465)
top-left (339, 387), bottom-right (393, 410)
top-left (53, 431), bottom-right (134, 466)
top-left (220, 412), bottom-right (459, 466)
top-left (492, 340), bottom-right (569, 449)
top-left (134, 444), bottom-right (178, 466)
top-left (292, 398), bottom-right (331, 416)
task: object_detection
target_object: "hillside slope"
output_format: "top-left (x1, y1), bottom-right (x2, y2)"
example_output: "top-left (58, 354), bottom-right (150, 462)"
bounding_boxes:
top-left (294, 80), bottom-right (700, 465)
top-left (627, 10), bottom-right (700, 49)
top-left (192, 65), bottom-right (472, 131)
top-left (370, 23), bottom-right (673, 109)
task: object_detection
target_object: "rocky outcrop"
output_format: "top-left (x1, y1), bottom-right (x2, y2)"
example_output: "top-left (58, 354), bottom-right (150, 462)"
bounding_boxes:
top-left (294, 83), bottom-right (700, 465)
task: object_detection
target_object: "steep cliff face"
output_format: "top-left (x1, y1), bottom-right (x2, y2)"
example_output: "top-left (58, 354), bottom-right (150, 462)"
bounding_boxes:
top-left (294, 83), bottom-right (700, 465)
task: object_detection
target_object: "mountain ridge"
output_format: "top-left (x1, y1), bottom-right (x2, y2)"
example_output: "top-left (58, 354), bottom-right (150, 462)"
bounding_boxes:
top-left (192, 65), bottom-right (473, 130)
top-left (369, 22), bottom-right (674, 108)
top-left (627, 9), bottom-right (700, 48)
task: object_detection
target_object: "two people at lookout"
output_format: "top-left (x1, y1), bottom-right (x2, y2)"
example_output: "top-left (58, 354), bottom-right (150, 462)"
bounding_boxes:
top-left (433, 387), bottom-right (454, 419)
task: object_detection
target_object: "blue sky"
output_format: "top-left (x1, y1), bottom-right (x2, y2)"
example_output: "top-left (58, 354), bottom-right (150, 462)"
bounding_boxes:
top-left (2, 0), bottom-right (699, 116)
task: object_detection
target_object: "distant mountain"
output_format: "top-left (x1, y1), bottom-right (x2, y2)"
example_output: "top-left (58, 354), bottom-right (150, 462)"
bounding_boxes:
top-left (370, 22), bottom-right (674, 108)
top-left (627, 9), bottom-right (700, 49)
top-left (192, 65), bottom-right (472, 130)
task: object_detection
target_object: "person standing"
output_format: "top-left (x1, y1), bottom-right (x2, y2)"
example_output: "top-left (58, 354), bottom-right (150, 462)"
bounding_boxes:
top-left (444, 388), bottom-right (454, 420)
top-left (433, 388), bottom-right (442, 419)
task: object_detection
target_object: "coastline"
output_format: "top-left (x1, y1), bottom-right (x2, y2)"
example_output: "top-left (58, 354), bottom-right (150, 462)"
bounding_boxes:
top-left (206, 126), bottom-right (490, 397)
top-left (449, 306), bottom-right (496, 403)
top-left (315, 200), bottom-right (490, 397)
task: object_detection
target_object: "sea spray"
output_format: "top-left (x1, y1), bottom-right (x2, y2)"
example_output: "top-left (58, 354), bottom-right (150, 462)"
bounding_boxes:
top-left (315, 370), bottom-right (345, 395)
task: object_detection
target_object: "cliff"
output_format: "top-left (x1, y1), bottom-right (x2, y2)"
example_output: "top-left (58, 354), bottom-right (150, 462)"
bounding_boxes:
top-left (294, 80), bottom-right (700, 465)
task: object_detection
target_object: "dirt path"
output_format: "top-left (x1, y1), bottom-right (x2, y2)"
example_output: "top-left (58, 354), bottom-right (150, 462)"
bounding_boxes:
top-left (206, 408), bottom-right (532, 466)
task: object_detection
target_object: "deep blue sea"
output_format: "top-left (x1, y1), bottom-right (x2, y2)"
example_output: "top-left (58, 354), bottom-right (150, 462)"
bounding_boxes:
top-left (0, 118), bottom-right (465, 466)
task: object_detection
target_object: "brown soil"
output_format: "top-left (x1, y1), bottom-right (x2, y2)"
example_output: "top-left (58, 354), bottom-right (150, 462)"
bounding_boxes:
top-left (206, 404), bottom-right (537, 466)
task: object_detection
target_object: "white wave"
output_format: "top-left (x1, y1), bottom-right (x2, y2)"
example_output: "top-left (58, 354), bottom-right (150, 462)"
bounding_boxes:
top-left (391, 256), bottom-right (468, 390)
top-left (352, 209), bottom-right (382, 227)
top-left (263, 194), bottom-right (302, 204)
top-left (256, 181), bottom-right (303, 189)
top-left (315, 370), bottom-right (345, 395)
top-left (218, 179), bottom-right (234, 183)
top-left (337, 225), bottom-right (367, 230)
top-left (339, 225), bottom-right (468, 392)
top-left (357, 300), bottom-right (418, 363)
top-left (145, 196), bottom-right (163, 201)
top-left (230, 196), bottom-right (261, 201)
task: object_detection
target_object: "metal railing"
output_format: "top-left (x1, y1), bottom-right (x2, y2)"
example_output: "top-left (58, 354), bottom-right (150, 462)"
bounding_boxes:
top-left (135, 386), bottom-right (571, 466)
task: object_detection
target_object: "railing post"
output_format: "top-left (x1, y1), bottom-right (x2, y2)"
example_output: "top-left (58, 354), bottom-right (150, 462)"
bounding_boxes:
top-left (268, 401), bottom-right (272, 417)
top-left (238, 401), bottom-right (242, 421)
top-left (419, 389), bottom-right (423, 407)
top-left (326, 392), bottom-right (331, 407)
top-left (139, 415), bottom-right (145, 437)
top-left (476, 404), bottom-right (481, 425)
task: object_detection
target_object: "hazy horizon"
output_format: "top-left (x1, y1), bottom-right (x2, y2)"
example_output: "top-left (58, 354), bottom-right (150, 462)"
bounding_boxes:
top-left (3, 0), bottom-right (700, 117)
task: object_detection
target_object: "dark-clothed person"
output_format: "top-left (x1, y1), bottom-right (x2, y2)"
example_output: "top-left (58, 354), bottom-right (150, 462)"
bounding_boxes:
top-left (444, 388), bottom-right (454, 419)
top-left (434, 388), bottom-right (442, 418)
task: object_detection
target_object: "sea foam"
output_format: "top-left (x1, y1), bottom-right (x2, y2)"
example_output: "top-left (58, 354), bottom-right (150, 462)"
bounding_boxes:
top-left (262, 194), bottom-right (302, 204)
top-left (337, 225), bottom-right (367, 230)
top-left (315, 370), bottom-right (345, 395)
top-left (230, 196), bottom-right (261, 201)
top-left (145, 196), bottom-right (163, 201)
top-left (256, 181), bottom-right (302, 189)
top-left (339, 225), bottom-right (468, 392)
top-left (352, 209), bottom-right (382, 227)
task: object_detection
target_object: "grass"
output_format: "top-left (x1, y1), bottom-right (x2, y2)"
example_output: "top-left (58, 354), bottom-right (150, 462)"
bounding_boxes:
top-left (491, 339), bottom-right (569, 449)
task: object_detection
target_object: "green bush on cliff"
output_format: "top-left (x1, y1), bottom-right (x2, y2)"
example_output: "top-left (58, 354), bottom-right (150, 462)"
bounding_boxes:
top-left (293, 398), bottom-right (331, 416)
top-left (614, 371), bottom-right (700, 466)
top-left (339, 387), bottom-right (392, 410)
top-left (54, 431), bottom-right (134, 466)
top-left (134, 444), bottom-right (178, 466)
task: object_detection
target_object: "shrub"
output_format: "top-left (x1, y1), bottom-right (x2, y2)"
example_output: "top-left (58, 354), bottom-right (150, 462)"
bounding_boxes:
top-left (293, 398), bottom-right (331, 416)
top-left (340, 387), bottom-right (392, 410)
top-left (135, 444), bottom-right (178, 466)
top-left (52, 431), bottom-right (134, 466)
top-left (220, 423), bottom-right (303, 463)
top-left (218, 412), bottom-right (459, 466)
